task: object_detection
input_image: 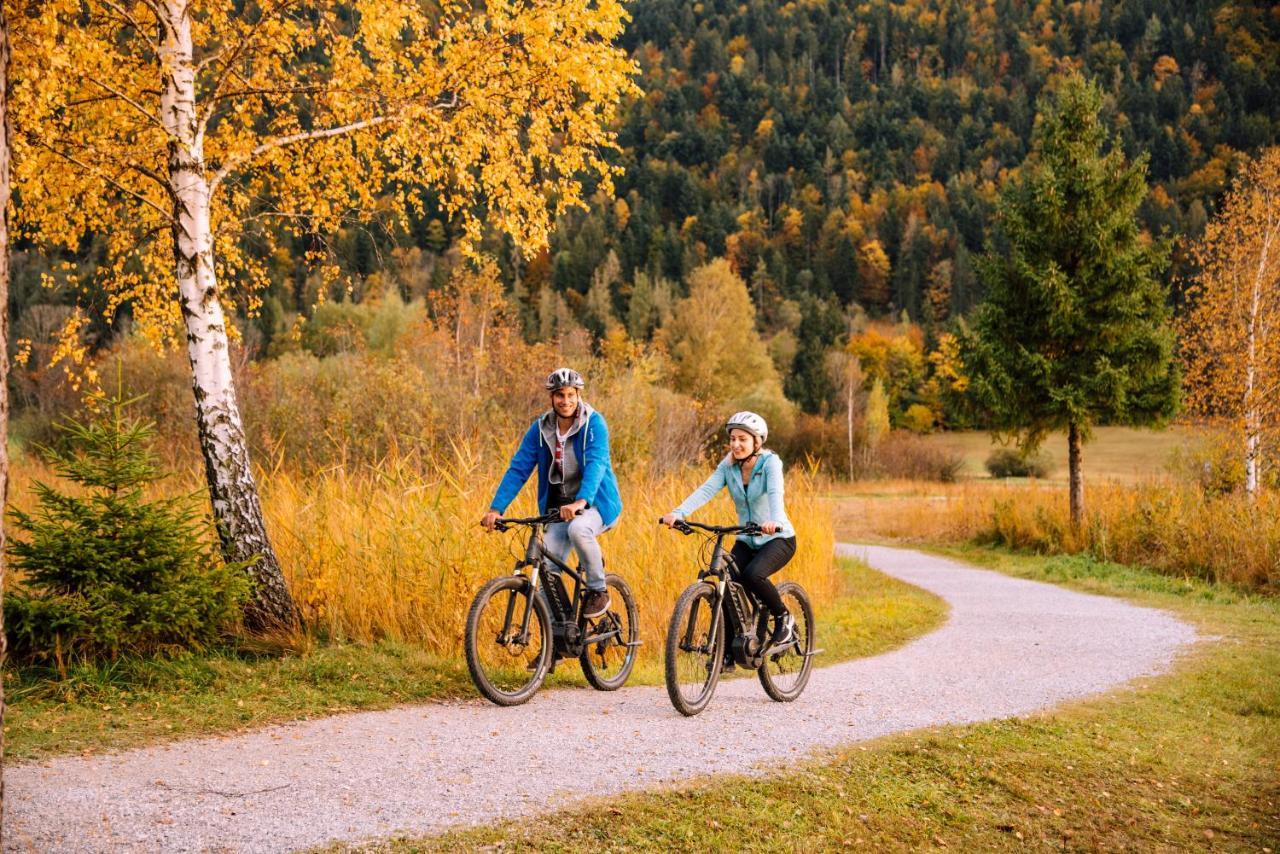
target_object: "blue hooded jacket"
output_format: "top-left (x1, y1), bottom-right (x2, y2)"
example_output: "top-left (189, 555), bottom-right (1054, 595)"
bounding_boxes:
top-left (488, 402), bottom-right (623, 527)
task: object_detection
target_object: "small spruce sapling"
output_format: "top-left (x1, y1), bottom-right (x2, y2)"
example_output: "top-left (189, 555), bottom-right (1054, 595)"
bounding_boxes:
top-left (4, 396), bottom-right (250, 665)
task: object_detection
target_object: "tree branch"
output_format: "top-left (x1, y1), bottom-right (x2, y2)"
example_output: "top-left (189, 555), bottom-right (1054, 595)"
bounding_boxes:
top-left (31, 139), bottom-right (177, 225)
top-left (98, 0), bottom-right (152, 32)
top-left (197, 0), bottom-right (311, 130)
top-left (208, 92), bottom-right (458, 198)
top-left (82, 75), bottom-right (165, 131)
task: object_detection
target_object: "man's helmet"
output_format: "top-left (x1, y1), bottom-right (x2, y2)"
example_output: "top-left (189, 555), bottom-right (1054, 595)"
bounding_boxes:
top-left (726, 411), bottom-right (768, 445)
top-left (544, 367), bottom-right (585, 391)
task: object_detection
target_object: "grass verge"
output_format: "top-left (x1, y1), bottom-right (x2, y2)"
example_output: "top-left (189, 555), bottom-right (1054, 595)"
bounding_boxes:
top-left (5, 556), bottom-right (945, 762)
top-left (369, 548), bottom-right (1279, 852)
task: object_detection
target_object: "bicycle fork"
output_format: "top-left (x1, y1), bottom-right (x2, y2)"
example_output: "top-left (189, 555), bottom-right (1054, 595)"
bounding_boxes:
top-left (680, 579), bottom-right (728, 655)
top-left (498, 562), bottom-right (541, 647)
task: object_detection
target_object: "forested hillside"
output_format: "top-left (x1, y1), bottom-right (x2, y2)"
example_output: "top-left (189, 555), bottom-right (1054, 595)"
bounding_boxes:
top-left (537, 0), bottom-right (1279, 407)
top-left (8, 0), bottom-right (1280, 416)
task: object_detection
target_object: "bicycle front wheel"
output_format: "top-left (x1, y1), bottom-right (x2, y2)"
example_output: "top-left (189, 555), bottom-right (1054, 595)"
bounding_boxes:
top-left (580, 573), bottom-right (639, 691)
top-left (757, 581), bottom-right (814, 702)
top-left (465, 575), bottom-right (552, 706)
top-left (664, 582), bottom-right (724, 716)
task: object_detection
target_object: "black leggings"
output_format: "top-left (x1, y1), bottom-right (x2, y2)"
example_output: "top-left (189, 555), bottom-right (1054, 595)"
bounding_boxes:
top-left (729, 537), bottom-right (797, 617)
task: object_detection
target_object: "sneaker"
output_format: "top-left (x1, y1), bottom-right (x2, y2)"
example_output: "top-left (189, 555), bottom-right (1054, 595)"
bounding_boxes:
top-left (769, 613), bottom-right (796, 648)
top-left (582, 589), bottom-right (611, 619)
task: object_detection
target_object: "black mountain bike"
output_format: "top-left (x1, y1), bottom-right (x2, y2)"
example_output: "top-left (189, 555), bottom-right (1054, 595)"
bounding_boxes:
top-left (465, 511), bottom-right (640, 706)
top-left (662, 519), bottom-right (817, 716)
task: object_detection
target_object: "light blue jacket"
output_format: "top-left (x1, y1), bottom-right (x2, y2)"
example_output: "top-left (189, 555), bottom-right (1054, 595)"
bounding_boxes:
top-left (672, 451), bottom-right (795, 547)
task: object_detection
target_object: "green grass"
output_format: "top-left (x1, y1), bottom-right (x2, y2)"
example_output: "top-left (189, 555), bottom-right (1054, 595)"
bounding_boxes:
top-left (367, 549), bottom-right (1280, 852)
top-left (921, 425), bottom-right (1198, 483)
top-left (3, 642), bottom-right (477, 762)
top-left (4, 557), bottom-right (945, 762)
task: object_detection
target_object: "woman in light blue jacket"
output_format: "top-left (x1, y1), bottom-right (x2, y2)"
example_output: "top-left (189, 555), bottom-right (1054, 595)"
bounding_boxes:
top-left (661, 411), bottom-right (798, 648)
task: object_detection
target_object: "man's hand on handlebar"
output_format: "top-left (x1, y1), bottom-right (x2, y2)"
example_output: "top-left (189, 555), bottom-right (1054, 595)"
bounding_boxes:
top-left (559, 500), bottom-right (588, 522)
top-left (480, 510), bottom-right (501, 532)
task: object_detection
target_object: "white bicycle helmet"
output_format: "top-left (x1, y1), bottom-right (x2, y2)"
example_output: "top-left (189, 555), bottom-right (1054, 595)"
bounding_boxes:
top-left (725, 411), bottom-right (768, 445)
top-left (544, 367), bottom-right (585, 391)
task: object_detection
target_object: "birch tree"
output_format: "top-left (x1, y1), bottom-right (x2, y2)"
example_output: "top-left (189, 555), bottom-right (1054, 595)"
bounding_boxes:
top-left (824, 348), bottom-right (863, 480)
top-left (1182, 148), bottom-right (1280, 498)
top-left (10, 1), bottom-right (636, 628)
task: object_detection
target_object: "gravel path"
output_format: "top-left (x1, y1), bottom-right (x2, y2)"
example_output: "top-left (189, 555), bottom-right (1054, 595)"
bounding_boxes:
top-left (4, 544), bottom-right (1197, 853)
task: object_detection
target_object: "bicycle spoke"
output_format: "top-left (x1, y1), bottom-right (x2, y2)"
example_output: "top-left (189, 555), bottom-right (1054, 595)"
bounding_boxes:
top-left (580, 574), bottom-right (638, 691)
top-left (665, 584), bottom-right (722, 715)
top-left (757, 582), bottom-right (814, 703)
top-left (467, 578), bottom-right (549, 703)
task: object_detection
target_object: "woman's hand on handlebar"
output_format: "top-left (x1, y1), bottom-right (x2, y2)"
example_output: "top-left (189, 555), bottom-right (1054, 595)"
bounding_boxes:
top-left (480, 510), bottom-right (501, 532)
top-left (659, 513), bottom-right (679, 527)
top-left (759, 520), bottom-right (780, 535)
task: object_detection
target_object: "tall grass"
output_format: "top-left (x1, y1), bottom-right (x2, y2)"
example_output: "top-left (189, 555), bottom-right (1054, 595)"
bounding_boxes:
top-left (264, 449), bottom-right (836, 664)
top-left (840, 480), bottom-right (1280, 591)
top-left (6, 444), bottom-right (836, 666)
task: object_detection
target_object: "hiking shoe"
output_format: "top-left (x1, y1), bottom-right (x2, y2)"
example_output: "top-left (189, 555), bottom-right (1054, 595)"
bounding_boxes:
top-left (769, 613), bottom-right (796, 648)
top-left (583, 589), bottom-right (611, 619)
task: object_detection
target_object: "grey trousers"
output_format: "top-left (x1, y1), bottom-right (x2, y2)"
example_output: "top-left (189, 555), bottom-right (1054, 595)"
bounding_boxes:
top-left (543, 507), bottom-right (612, 592)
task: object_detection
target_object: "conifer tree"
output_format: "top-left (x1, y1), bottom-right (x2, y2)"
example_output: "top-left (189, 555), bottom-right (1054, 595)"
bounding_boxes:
top-left (963, 74), bottom-right (1179, 526)
top-left (4, 397), bottom-right (249, 664)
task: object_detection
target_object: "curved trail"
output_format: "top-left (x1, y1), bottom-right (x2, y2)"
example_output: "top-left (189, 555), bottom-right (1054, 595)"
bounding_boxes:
top-left (4, 545), bottom-right (1197, 853)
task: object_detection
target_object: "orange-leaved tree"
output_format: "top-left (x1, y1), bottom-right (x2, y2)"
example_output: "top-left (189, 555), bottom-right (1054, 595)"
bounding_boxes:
top-left (1, 2), bottom-right (11, 826)
top-left (11, 1), bottom-right (637, 629)
top-left (1182, 148), bottom-right (1280, 499)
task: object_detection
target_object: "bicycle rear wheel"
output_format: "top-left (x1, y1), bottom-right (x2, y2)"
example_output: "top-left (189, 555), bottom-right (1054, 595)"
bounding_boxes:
top-left (580, 573), bottom-right (639, 691)
top-left (757, 581), bottom-right (814, 702)
top-left (465, 575), bottom-right (552, 706)
top-left (664, 582), bottom-right (724, 716)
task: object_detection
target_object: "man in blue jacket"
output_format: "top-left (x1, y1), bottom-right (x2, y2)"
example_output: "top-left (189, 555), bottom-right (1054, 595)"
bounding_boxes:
top-left (481, 368), bottom-right (623, 618)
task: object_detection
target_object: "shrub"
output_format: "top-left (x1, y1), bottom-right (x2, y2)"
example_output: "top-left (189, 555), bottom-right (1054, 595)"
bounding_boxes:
top-left (4, 398), bottom-right (250, 666)
top-left (772, 412), bottom-right (859, 479)
top-left (900, 403), bottom-right (936, 434)
top-left (1163, 430), bottom-right (1279, 496)
top-left (875, 431), bottom-right (964, 482)
top-left (985, 447), bottom-right (1055, 478)
top-left (300, 293), bottom-right (426, 357)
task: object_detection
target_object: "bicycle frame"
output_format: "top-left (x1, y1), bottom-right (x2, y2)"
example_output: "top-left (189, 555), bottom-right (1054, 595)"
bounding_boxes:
top-left (701, 533), bottom-right (763, 667)
top-left (500, 516), bottom-right (623, 665)
top-left (670, 519), bottom-right (803, 668)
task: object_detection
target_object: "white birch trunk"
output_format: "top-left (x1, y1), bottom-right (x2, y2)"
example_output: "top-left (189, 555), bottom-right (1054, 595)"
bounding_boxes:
top-left (846, 377), bottom-right (854, 480)
top-left (1242, 202), bottom-right (1274, 501)
top-left (158, 4), bottom-right (296, 630)
top-left (1244, 302), bottom-right (1259, 498)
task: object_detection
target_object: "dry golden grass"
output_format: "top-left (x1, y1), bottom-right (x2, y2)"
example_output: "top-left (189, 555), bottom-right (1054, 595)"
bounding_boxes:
top-left (264, 450), bottom-right (836, 665)
top-left (917, 425), bottom-right (1198, 483)
top-left (6, 442), bottom-right (836, 668)
top-left (830, 478), bottom-right (1280, 590)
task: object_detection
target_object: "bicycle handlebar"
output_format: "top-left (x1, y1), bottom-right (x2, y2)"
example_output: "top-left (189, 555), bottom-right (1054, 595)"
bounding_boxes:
top-left (658, 518), bottom-right (762, 537)
top-left (492, 509), bottom-right (582, 532)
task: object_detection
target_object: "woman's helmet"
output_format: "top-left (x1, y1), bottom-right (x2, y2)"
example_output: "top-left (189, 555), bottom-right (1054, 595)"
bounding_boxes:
top-left (725, 411), bottom-right (768, 445)
top-left (544, 367), bottom-right (585, 391)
